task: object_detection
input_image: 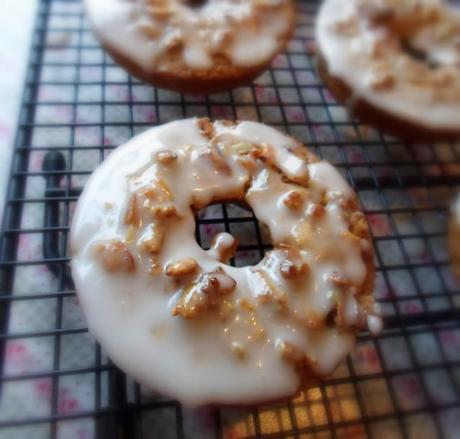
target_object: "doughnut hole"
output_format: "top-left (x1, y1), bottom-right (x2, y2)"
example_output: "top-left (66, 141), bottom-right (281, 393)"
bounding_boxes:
top-left (195, 202), bottom-right (273, 267)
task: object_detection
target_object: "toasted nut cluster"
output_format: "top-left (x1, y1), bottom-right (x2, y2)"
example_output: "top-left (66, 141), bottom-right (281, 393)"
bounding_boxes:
top-left (165, 257), bottom-right (199, 277)
top-left (96, 240), bottom-right (135, 273)
top-left (172, 267), bottom-right (236, 319)
top-left (124, 194), bottom-right (140, 226)
top-left (155, 149), bottom-right (177, 165)
top-left (282, 190), bottom-right (303, 209)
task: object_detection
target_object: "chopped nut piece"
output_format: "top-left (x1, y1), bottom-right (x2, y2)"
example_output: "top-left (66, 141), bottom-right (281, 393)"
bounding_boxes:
top-left (156, 178), bottom-right (173, 200)
top-left (137, 22), bottom-right (159, 39)
top-left (280, 259), bottom-right (309, 279)
top-left (276, 340), bottom-right (305, 363)
top-left (349, 211), bottom-right (369, 238)
top-left (163, 32), bottom-right (183, 50)
top-left (359, 5), bottom-right (395, 27)
top-left (151, 205), bottom-right (179, 219)
top-left (139, 223), bottom-right (164, 253)
top-left (171, 267), bottom-right (236, 319)
top-left (238, 298), bottom-right (255, 312)
top-left (332, 16), bottom-right (358, 35)
top-left (342, 230), bottom-right (361, 246)
top-left (236, 155), bottom-right (258, 171)
top-left (165, 257), bottom-right (199, 277)
top-left (197, 117), bottom-right (214, 139)
top-left (125, 225), bottom-right (136, 244)
top-left (368, 66), bottom-right (396, 91)
top-left (305, 311), bottom-right (324, 330)
top-left (145, 4), bottom-right (172, 20)
top-left (219, 300), bottom-right (235, 321)
top-left (231, 142), bottom-right (254, 155)
top-left (143, 180), bottom-right (173, 204)
top-left (307, 203), bottom-right (325, 220)
top-left (283, 190), bottom-right (303, 209)
top-left (155, 150), bottom-right (177, 165)
top-left (143, 187), bottom-right (156, 199)
top-left (252, 268), bottom-right (288, 310)
top-left (96, 240), bottom-right (135, 273)
top-left (124, 194), bottom-right (140, 226)
top-left (432, 69), bottom-right (455, 87)
top-left (329, 271), bottom-right (350, 288)
top-left (148, 256), bottom-right (162, 275)
top-left (231, 341), bottom-right (247, 360)
top-left (199, 147), bottom-right (232, 176)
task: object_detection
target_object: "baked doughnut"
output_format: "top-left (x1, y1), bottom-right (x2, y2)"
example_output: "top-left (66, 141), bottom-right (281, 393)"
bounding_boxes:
top-left (449, 193), bottom-right (460, 277)
top-left (70, 118), bottom-right (382, 406)
top-left (84, 0), bottom-right (295, 94)
top-left (316, 0), bottom-right (460, 141)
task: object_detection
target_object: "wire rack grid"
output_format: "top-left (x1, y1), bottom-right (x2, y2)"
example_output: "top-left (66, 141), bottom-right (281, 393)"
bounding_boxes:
top-left (1, 0), bottom-right (460, 438)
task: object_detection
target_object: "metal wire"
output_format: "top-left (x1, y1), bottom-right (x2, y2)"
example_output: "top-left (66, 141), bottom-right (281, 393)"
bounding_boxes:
top-left (1, 0), bottom-right (460, 438)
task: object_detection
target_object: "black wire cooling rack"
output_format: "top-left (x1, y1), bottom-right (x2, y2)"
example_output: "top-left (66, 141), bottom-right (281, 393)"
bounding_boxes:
top-left (1, 0), bottom-right (460, 438)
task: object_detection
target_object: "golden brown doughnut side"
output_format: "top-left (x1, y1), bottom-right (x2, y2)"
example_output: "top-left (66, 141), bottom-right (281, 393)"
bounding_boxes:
top-left (86, 2), bottom-right (295, 95)
top-left (449, 213), bottom-right (460, 278)
top-left (316, 50), bottom-right (460, 142)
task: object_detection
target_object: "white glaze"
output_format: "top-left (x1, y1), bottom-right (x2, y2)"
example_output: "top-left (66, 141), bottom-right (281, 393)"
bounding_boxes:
top-left (316, 0), bottom-right (460, 130)
top-left (71, 119), bottom-right (381, 406)
top-left (85, 0), bottom-right (292, 71)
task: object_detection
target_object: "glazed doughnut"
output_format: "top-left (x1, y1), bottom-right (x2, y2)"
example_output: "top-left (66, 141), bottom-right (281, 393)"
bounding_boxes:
top-left (84, 0), bottom-right (295, 94)
top-left (70, 118), bottom-right (382, 406)
top-left (316, 0), bottom-right (460, 141)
